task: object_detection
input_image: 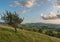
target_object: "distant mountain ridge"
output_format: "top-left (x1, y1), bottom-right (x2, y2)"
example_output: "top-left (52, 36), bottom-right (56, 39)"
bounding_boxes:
top-left (25, 22), bottom-right (60, 28)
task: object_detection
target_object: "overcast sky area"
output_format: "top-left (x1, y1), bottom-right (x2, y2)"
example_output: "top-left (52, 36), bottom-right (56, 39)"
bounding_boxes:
top-left (0, 0), bottom-right (60, 24)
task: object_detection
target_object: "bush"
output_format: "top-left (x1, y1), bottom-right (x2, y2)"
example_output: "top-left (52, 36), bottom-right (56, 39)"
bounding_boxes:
top-left (56, 32), bottom-right (60, 38)
top-left (32, 28), bottom-right (38, 32)
top-left (38, 29), bottom-right (42, 33)
top-left (45, 30), bottom-right (54, 36)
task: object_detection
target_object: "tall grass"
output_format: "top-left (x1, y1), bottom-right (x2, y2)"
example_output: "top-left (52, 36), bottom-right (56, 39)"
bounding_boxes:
top-left (0, 26), bottom-right (60, 42)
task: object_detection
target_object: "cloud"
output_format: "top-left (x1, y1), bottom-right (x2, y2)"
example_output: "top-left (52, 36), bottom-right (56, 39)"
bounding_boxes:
top-left (55, 4), bottom-right (60, 8)
top-left (57, 11), bottom-right (60, 18)
top-left (24, 0), bottom-right (35, 8)
top-left (54, 0), bottom-right (60, 8)
top-left (9, 0), bottom-right (51, 8)
top-left (17, 10), bottom-right (26, 14)
top-left (9, 1), bottom-right (20, 7)
top-left (9, 0), bottom-right (35, 8)
top-left (36, 0), bottom-right (51, 3)
top-left (9, 0), bottom-right (51, 14)
top-left (49, 12), bottom-right (56, 17)
top-left (41, 12), bottom-right (58, 20)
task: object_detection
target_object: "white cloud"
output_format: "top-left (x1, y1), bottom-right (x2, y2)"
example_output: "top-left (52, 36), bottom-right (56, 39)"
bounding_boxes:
top-left (41, 13), bottom-right (44, 16)
top-left (9, 4), bottom-right (13, 7)
top-left (41, 12), bottom-right (58, 20)
top-left (9, 0), bottom-right (51, 8)
top-left (17, 10), bottom-right (26, 14)
top-left (55, 4), bottom-right (60, 8)
top-left (14, 1), bottom-right (20, 6)
top-left (24, 0), bottom-right (35, 8)
top-left (54, 0), bottom-right (60, 8)
top-left (36, 0), bottom-right (51, 3)
top-left (9, 0), bottom-right (35, 8)
top-left (9, 1), bottom-right (20, 7)
top-left (48, 12), bottom-right (56, 17)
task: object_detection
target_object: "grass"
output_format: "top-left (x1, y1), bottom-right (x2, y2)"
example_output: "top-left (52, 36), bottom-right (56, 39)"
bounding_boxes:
top-left (0, 25), bottom-right (60, 42)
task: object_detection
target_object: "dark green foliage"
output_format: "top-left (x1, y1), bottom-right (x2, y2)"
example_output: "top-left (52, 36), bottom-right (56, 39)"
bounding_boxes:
top-left (38, 29), bottom-right (42, 33)
top-left (2, 11), bottom-right (23, 32)
top-left (56, 32), bottom-right (60, 38)
top-left (32, 28), bottom-right (38, 32)
top-left (45, 30), bottom-right (54, 36)
top-left (56, 29), bottom-right (60, 32)
top-left (19, 25), bottom-right (39, 32)
top-left (17, 24), bottom-right (60, 38)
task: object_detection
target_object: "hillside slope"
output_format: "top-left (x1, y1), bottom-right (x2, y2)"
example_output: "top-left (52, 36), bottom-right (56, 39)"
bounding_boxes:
top-left (0, 26), bottom-right (60, 42)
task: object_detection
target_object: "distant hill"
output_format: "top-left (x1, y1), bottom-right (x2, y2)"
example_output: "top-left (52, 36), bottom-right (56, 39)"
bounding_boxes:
top-left (25, 23), bottom-right (60, 28)
top-left (0, 26), bottom-right (60, 42)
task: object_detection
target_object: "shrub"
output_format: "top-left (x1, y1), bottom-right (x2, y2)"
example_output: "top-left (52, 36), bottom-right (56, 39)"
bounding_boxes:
top-left (38, 29), bottom-right (42, 33)
top-left (45, 30), bottom-right (54, 36)
top-left (32, 28), bottom-right (38, 32)
top-left (56, 32), bottom-right (60, 38)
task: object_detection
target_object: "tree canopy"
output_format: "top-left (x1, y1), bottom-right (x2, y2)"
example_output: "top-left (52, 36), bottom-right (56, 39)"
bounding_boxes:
top-left (2, 11), bottom-right (23, 32)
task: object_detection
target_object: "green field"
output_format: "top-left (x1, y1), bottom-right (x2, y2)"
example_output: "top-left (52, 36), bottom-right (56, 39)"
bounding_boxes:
top-left (0, 25), bottom-right (60, 42)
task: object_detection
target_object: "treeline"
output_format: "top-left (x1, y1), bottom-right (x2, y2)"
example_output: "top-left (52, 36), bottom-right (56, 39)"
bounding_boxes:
top-left (19, 24), bottom-right (60, 38)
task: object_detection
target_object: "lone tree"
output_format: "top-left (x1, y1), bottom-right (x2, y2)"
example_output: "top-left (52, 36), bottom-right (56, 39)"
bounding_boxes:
top-left (2, 11), bottom-right (23, 32)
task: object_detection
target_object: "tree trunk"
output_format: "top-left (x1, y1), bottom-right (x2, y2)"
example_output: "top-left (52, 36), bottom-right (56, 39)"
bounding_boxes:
top-left (15, 27), bottom-right (17, 32)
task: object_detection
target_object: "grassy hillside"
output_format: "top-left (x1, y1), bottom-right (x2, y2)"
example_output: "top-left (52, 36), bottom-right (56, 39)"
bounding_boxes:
top-left (0, 25), bottom-right (60, 42)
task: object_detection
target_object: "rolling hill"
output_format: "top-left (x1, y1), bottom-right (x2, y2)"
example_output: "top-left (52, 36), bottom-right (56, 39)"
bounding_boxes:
top-left (25, 23), bottom-right (60, 28)
top-left (0, 25), bottom-right (60, 42)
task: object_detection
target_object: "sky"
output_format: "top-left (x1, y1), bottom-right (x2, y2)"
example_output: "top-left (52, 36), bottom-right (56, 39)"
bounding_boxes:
top-left (0, 0), bottom-right (60, 24)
